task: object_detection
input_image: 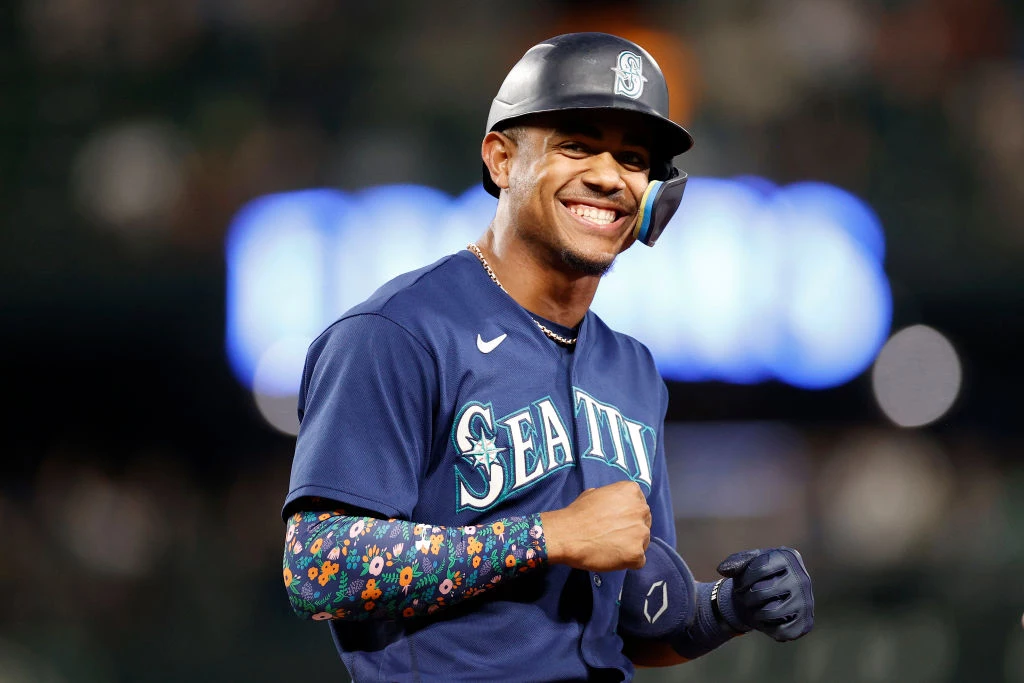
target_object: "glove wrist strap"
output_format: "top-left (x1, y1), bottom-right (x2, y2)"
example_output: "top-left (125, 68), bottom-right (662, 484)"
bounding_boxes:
top-left (711, 578), bottom-right (751, 634)
top-left (670, 580), bottom-right (747, 660)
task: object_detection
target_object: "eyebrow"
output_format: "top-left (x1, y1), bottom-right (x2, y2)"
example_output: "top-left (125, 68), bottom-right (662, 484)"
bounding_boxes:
top-left (553, 123), bottom-right (652, 150)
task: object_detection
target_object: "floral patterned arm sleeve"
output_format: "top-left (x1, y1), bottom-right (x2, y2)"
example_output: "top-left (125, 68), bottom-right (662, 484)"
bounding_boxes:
top-left (283, 510), bottom-right (548, 621)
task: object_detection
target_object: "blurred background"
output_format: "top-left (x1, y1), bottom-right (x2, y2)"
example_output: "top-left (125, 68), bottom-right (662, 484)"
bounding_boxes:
top-left (2, 0), bottom-right (1023, 681)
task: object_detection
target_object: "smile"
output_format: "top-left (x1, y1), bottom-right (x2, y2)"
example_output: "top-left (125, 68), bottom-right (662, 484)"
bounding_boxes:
top-left (560, 201), bottom-right (629, 230)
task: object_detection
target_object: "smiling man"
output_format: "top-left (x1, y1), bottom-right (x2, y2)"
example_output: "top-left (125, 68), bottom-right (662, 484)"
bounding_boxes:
top-left (282, 33), bottom-right (814, 682)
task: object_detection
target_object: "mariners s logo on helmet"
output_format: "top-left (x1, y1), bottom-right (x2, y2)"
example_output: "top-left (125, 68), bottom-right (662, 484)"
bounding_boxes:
top-left (611, 50), bottom-right (647, 99)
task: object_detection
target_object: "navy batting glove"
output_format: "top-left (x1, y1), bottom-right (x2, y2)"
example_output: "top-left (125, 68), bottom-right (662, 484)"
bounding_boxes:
top-left (715, 547), bottom-right (815, 642)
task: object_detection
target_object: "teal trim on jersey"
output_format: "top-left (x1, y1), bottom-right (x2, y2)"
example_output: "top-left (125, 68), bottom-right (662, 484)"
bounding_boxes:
top-left (531, 396), bottom-right (574, 469)
top-left (502, 407), bottom-right (542, 480)
top-left (572, 387), bottom-right (656, 491)
top-left (452, 396), bottom-right (576, 513)
top-left (449, 400), bottom-right (498, 456)
top-left (452, 401), bottom-right (510, 511)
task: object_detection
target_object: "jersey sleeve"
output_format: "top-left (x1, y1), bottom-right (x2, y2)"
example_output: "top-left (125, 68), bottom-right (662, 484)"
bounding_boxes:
top-left (283, 313), bottom-right (438, 520)
top-left (646, 379), bottom-right (676, 548)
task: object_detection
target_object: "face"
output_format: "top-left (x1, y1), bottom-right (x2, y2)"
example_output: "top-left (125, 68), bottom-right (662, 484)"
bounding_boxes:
top-left (489, 111), bottom-right (654, 276)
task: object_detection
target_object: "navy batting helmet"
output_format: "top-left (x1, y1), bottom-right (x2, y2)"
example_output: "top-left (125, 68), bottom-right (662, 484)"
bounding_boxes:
top-left (482, 32), bottom-right (693, 246)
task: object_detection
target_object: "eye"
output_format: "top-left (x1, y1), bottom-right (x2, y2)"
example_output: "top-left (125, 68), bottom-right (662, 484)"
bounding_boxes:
top-left (618, 152), bottom-right (649, 171)
top-left (559, 141), bottom-right (590, 156)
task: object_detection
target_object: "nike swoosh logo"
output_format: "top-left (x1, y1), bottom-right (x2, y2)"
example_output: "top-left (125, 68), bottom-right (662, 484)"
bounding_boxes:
top-left (476, 333), bottom-right (507, 354)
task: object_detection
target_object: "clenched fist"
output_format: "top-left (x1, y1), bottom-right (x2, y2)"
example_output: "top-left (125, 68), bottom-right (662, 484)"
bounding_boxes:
top-left (716, 547), bottom-right (815, 642)
top-left (540, 481), bottom-right (651, 572)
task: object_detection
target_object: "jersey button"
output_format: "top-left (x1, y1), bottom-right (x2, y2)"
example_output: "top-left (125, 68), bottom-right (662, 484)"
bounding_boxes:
top-left (593, 573), bottom-right (602, 587)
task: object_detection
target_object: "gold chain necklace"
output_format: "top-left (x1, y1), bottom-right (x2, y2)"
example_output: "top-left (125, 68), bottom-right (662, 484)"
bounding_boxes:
top-left (466, 243), bottom-right (578, 346)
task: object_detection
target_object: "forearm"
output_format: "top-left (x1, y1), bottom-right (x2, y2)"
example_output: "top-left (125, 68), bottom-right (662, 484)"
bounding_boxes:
top-left (283, 510), bottom-right (546, 621)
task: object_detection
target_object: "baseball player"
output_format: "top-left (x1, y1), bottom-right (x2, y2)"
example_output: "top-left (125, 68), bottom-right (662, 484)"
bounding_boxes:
top-left (282, 33), bottom-right (814, 681)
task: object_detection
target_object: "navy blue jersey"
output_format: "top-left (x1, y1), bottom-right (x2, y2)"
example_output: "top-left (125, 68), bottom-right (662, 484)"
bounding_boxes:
top-left (285, 249), bottom-right (675, 682)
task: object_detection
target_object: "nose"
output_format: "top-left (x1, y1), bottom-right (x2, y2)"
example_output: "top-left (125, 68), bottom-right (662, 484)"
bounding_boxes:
top-left (581, 151), bottom-right (626, 194)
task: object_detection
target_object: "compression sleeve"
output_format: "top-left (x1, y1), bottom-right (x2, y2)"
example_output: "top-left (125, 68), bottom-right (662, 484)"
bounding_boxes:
top-left (283, 510), bottom-right (548, 621)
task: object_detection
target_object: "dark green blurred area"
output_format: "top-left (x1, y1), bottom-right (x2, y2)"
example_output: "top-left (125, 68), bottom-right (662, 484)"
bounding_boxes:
top-left (1, 0), bottom-right (1023, 681)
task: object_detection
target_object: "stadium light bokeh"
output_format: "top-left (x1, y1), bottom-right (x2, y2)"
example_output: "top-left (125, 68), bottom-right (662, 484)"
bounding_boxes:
top-left (225, 178), bottom-right (892, 421)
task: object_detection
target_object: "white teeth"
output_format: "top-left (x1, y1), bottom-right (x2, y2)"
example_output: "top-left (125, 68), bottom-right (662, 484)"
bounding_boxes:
top-left (567, 203), bottom-right (616, 225)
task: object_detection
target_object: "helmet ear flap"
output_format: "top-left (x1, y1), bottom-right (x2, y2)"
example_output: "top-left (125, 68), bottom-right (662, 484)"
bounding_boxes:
top-left (633, 171), bottom-right (687, 247)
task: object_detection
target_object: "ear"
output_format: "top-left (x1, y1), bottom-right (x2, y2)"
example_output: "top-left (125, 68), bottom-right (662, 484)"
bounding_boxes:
top-left (481, 130), bottom-right (515, 192)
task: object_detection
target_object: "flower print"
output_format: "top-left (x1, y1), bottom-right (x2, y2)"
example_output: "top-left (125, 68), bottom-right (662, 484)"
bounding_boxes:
top-left (392, 543), bottom-right (404, 558)
top-left (439, 579), bottom-right (453, 595)
top-left (472, 555), bottom-right (481, 569)
top-left (286, 524), bottom-right (296, 543)
top-left (308, 567), bottom-right (319, 580)
top-left (464, 525), bottom-right (476, 535)
top-left (413, 524), bottom-right (425, 536)
top-left (368, 556), bottom-right (385, 576)
top-left (283, 567), bottom-right (294, 587)
top-left (345, 551), bottom-right (360, 570)
top-left (451, 571), bottom-right (463, 587)
top-left (328, 546), bottom-right (341, 561)
top-left (364, 601), bottom-right (376, 611)
top-left (312, 612), bottom-right (333, 621)
top-left (399, 566), bottom-right (414, 587)
top-left (427, 604), bottom-right (439, 615)
top-left (505, 554), bottom-right (516, 568)
top-left (342, 539), bottom-right (350, 556)
top-left (415, 536), bottom-right (431, 554)
top-left (319, 561), bottom-right (339, 587)
top-left (529, 524), bottom-right (542, 540)
top-left (310, 538), bottom-right (323, 555)
top-left (292, 541), bottom-right (303, 554)
top-left (361, 579), bottom-right (382, 601)
top-left (292, 513), bottom-right (302, 523)
top-left (334, 608), bottom-right (348, 619)
top-left (467, 537), bottom-right (483, 555)
top-left (402, 607), bottom-right (415, 618)
top-left (526, 549), bottom-right (535, 560)
top-left (318, 513), bottom-right (331, 521)
top-left (491, 575), bottom-right (501, 584)
top-left (429, 534), bottom-right (444, 555)
top-left (349, 520), bottom-right (365, 538)
top-left (491, 521), bottom-right (505, 536)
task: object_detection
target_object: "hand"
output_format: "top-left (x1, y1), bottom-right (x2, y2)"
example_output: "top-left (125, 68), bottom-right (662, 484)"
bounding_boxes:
top-left (716, 547), bottom-right (814, 642)
top-left (540, 481), bottom-right (651, 571)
